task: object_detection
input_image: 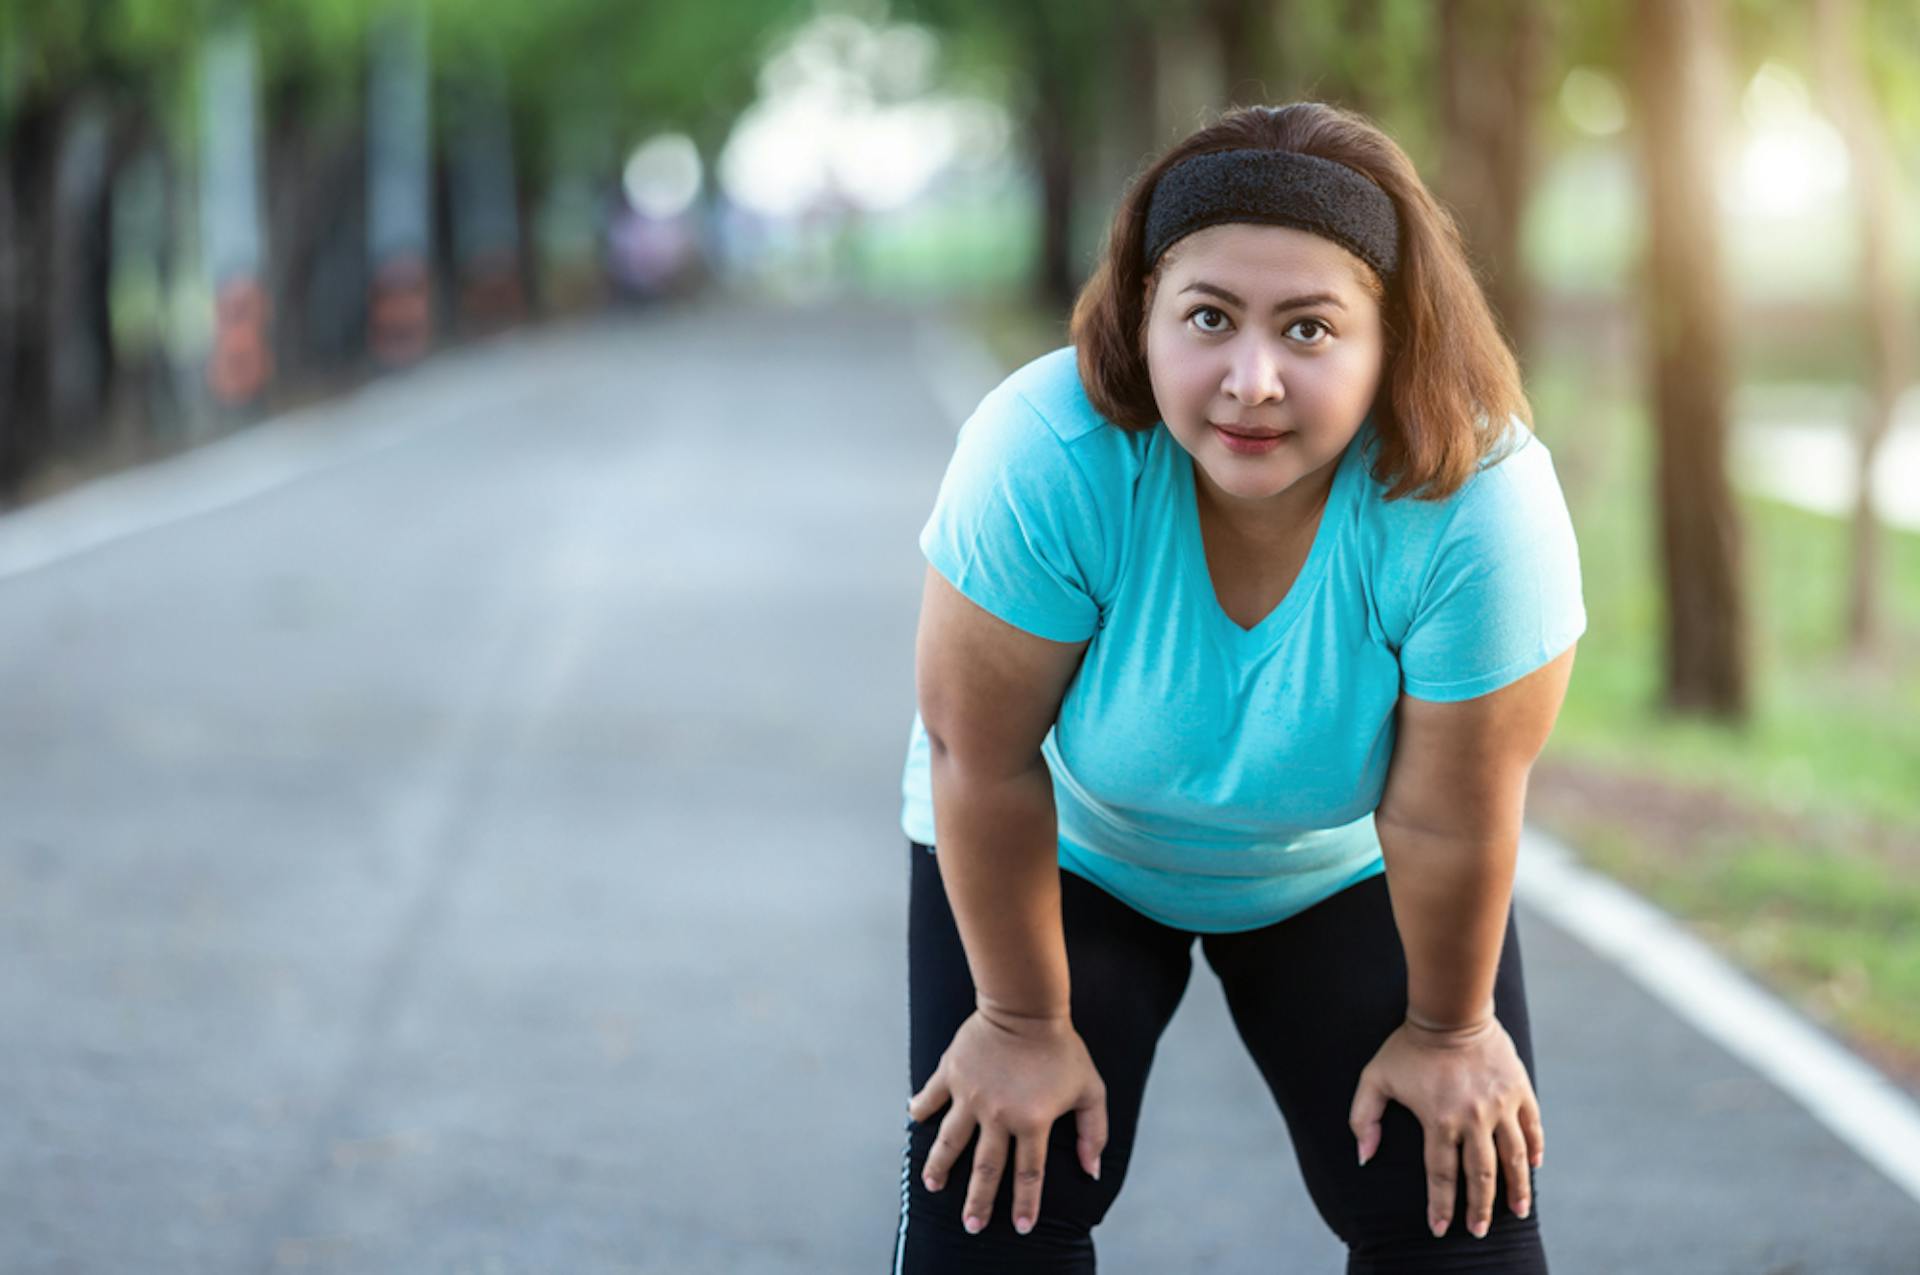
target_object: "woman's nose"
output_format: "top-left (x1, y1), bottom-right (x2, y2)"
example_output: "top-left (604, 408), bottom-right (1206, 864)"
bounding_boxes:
top-left (1222, 340), bottom-right (1285, 405)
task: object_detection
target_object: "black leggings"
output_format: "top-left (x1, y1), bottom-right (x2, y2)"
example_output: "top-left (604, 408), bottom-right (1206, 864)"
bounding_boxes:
top-left (891, 840), bottom-right (1548, 1274)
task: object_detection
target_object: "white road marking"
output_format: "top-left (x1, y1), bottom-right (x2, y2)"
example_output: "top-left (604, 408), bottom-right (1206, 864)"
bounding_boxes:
top-left (1518, 826), bottom-right (1920, 1206)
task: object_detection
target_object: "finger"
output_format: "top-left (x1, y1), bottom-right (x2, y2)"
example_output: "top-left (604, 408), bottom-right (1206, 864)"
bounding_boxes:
top-left (1496, 1113), bottom-right (1532, 1221)
top-left (1423, 1122), bottom-right (1459, 1239)
top-left (1074, 1084), bottom-right (1108, 1180)
top-left (908, 1071), bottom-right (951, 1126)
top-left (1520, 1091), bottom-right (1546, 1169)
top-left (1010, 1124), bottom-right (1050, 1236)
top-left (1462, 1122), bottom-right (1500, 1239)
top-left (1348, 1069), bottom-right (1387, 1167)
top-left (962, 1123), bottom-right (1010, 1235)
top-left (922, 1103), bottom-right (976, 1194)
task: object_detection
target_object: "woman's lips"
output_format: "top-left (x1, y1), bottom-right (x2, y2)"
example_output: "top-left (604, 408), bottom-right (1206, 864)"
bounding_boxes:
top-left (1212, 423), bottom-right (1290, 454)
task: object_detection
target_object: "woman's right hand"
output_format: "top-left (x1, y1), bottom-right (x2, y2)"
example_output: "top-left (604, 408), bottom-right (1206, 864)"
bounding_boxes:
top-left (907, 1006), bottom-right (1109, 1237)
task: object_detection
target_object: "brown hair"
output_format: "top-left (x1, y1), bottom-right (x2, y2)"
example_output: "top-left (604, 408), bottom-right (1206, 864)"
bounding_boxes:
top-left (1069, 102), bottom-right (1529, 502)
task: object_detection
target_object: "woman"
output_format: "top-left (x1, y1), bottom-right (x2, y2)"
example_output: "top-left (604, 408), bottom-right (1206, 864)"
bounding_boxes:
top-left (892, 101), bottom-right (1584, 1273)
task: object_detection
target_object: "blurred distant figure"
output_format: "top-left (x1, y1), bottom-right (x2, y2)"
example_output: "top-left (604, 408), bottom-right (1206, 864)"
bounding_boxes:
top-left (605, 202), bottom-right (705, 303)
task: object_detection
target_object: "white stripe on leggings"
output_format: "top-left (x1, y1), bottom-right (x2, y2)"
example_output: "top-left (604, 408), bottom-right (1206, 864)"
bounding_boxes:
top-left (893, 1116), bottom-right (913, 1273)
top-left (895, 853), bottom-right (915, 1275)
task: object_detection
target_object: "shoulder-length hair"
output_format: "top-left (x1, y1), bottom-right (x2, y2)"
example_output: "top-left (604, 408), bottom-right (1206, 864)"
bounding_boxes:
top-left (1069, 102), bottom-right (1529, 502)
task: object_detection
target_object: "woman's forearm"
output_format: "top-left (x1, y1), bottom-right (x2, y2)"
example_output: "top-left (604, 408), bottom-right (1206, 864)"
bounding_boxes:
top-left (928, 746), bottom-right (1071, 1021)
top-left (1375, 818), bottom-right (1518, 1030)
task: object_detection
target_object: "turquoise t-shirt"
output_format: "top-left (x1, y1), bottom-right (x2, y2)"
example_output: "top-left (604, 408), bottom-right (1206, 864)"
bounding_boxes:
top-left (899, 346), bottom-right (1587, 933)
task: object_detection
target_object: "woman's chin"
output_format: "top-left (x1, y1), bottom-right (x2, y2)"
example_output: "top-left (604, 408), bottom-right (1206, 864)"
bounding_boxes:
top-left (1203, 461), bottom-right (1299, 501)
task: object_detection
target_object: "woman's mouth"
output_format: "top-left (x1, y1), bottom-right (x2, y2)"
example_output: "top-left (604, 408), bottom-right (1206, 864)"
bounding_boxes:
top-left (1212, 423), bottom-right (1290, 455)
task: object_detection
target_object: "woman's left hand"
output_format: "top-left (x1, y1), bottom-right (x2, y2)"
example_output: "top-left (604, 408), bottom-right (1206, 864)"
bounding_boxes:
top-left (1348, 1013), bottom-right (1544, 1240)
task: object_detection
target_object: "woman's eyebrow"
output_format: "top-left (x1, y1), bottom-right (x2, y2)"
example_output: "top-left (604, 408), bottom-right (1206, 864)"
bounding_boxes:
top-left (1178, 281), bottom-right (1347, 313)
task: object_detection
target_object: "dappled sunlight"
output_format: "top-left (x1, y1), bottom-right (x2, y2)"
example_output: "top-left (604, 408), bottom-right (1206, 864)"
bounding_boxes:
top-left (1, 2), bottom-right (1917, 1270)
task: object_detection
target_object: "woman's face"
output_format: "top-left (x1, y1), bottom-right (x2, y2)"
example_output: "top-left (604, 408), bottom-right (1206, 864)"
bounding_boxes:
top-left (1143, 222), bottom-right (1386, 517)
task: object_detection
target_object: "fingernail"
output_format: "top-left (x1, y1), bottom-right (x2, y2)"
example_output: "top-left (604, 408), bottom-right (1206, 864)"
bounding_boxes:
top-left (1517, 1200), bottom-right (1531, 1220)
top-left (963, 1215), bottom-right (984, 1235)
top-left (1091, 1156), bottom-right (1102, 1181)
top-left (1015, 1215), bottom-right (1033, 1235)
top-left (1431, 1217), bottom-right (1448, 1239)
top-left (922, 1174), bottom-right (938, 1193)
top-left (1471, 1219), bottom-right (1488, 1239)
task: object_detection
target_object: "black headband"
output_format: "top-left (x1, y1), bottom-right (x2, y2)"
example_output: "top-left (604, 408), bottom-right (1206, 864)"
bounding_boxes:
top-left (1142, 148), bottom-right (1401, 281)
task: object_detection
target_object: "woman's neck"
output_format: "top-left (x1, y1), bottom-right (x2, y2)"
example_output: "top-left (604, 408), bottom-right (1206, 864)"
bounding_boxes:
top-left (1194, 457), bottom-right (1337, 551)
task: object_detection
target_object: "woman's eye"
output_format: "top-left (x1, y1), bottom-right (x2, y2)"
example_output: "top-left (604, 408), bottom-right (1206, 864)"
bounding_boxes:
top-left (1288, 318), bottom-right (1332, 343)
top-left (1188, 306), bottom-right (1230, 334)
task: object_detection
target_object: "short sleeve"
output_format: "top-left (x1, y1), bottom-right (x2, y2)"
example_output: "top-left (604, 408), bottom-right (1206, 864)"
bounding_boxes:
top-left (918, 387), bottom-right (1107, 643)
top-left (1398, 435), bottom-right (1588, 702)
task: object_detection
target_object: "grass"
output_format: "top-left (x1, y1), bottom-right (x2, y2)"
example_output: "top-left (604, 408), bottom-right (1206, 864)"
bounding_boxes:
top-left (1529, 362), bottom-right (1920, 831)
top-left (1576, 825), bottom-right (1920, 1065)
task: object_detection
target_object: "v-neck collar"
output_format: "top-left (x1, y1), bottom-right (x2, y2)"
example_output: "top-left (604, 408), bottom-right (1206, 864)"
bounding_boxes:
top-left (1177, 423), bottom-right (1363, 646)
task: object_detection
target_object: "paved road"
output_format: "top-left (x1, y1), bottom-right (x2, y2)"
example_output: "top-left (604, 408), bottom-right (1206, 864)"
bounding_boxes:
top-left (1, 299), bottom-right (1916, 1273)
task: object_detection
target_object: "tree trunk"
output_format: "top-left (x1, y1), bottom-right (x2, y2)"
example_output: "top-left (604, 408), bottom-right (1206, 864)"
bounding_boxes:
top-left (200, 20), bottom-right (274, 411)
top-left (1629, 0), bottom-right (1748, 719)
top-left (101, 106), bottom-right (172, 461)
top-left (0, 114), bottom-right (17, 490)
top-left (266, 80), bottom-right (318, 389)
top-left (49, 100), bottom-right (116, 457)
top-left (511, 131), bottom-right (546, 319)
top-left (1317, 0), bottom-right (1383, 118)
top-left (1030, 96), bottom-right (1077, 310)
top-left (310, 131), bottom-right (370, 371)
top-left (1206, 0), bottom-right (1268, 106)
top-left (1115, 7), bottom-right (1161, 181)
top-left (1437, 0), bottom-right (1550, 365)
top-left (0, 96), bottom-right (65, 501)
top-left (1813, 0), bottom-right (1913, 660)
top-left (1021, 9), bottom-right (1080, 311)
top-left (137, 136), bottom-right (188, 451)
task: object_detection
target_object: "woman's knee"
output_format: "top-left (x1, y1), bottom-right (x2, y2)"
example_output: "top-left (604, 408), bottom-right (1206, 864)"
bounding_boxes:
top-left (1342, 1202), bottom-right (1548, 1274)
top-left (1330, 1109), bottom-right (1549, 1275)
top-left (892, 1111), bottom-right (1128, 1272)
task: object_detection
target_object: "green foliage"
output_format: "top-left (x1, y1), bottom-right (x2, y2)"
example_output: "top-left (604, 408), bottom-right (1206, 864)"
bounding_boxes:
top-left (1277, 0), bottom-right (1439, 149)
top-left (1, 0), bottom-right (814, 159)
top-left (430, 0), bottom-right (809, 158)
top-left (1866, 0), bottom-right (1920, 137)
top-left (252, 0), bottom-right (381, 77)
top-left (0, 0), bottom-right (202, 98)
top-left (1530, 356), bottom-right (1920, 830)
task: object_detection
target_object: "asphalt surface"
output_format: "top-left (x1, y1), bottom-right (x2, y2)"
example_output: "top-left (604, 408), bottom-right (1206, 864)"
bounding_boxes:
top-left (1, 298), bottom-right (1916, 1273)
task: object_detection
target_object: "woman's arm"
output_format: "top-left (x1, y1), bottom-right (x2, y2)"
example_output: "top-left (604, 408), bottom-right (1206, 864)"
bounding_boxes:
top-left (1374, 645), bottom-right (1578, 1030)
top-left (926, 751), bottom-right (1072, 1020)
top-left (909, 565), bottom-right (1109, 1237)
top-left (1352, 643), bottom-right (1577, 1242)
top-left (915, 563), bottom-right (1089, 1020)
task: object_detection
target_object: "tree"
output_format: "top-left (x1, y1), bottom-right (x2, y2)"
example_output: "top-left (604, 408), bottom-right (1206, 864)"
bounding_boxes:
top-left (0, 0), bottom-right (208, 499)
top-left (1812, 0), bottom-right (1915, 660)
top-left (1627, 0), bottom-right (1749, 719)
top-left (1435, 0), bottom-right (1554, 365)
top-left (895, 0), bottom-right (1162, 309)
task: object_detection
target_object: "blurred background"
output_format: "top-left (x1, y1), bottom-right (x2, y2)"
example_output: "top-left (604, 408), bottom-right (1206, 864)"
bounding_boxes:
top-left (1, 0), bottom-right (1917, 1269)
